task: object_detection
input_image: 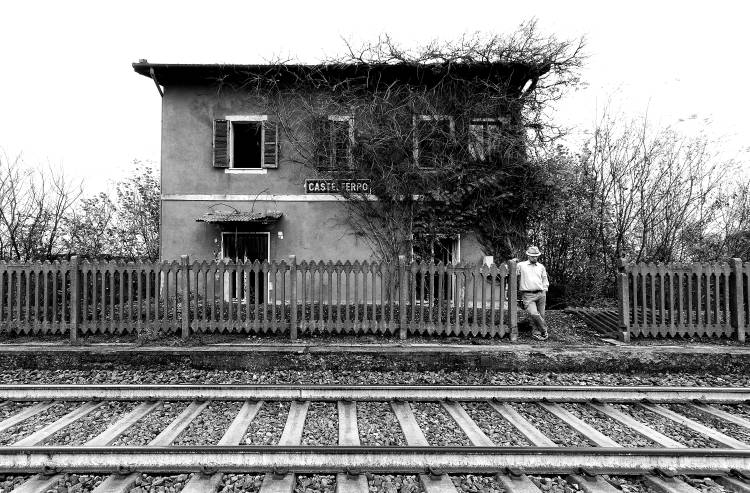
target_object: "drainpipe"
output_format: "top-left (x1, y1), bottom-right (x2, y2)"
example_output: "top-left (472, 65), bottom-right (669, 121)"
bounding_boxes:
top-left (149, 67), bottom-right (164, 97)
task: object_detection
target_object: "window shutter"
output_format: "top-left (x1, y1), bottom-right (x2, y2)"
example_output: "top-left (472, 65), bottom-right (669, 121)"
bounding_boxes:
top-left (213, 119), bottom-right (229, 168)
top-left (262, 121), bottom-right (278, 169)
top-left (313, 117), bottom-right (332, 169)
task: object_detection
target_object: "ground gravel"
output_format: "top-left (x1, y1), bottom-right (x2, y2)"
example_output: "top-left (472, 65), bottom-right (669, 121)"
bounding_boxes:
top-left (219, 473), bottom-right (264, 492)
top-left (715, 403), bottom-right (750, 422)
top-left (357, 401), bottom-right (407, 446)
top-left (604, 475), bottom-right (652, 493)
top-left (613, 404), bottom-right (722, 448)
top-left (110, 401), bottom-right (188, 446)
top-left (242, 401), bottom-right (289, 445)
top-left (301, 402), bottom-right (338, 446)
top-left (411, 402), bottom-right (471, 446)
top-left (368, 474), bottom-right (423, 492)
top-left (131, 473), bottom-right (189, 493)
top-left (0, 401), bottom-right (77, 445)
top-left (513, 403), bottom-right (593, 447)
top-left (173, 400), bottom-right (243, 446)
top-left (665, 404), bottom-right (750, 445)
top-left (529, 475), bottom-right (577, 493)
top-left (295, 474), bottom-right (336, 492)
top-left (0, 474), bottom-right (30, 492)
top-left (0, 473), bottom-right (104, 493)
top-left (1, 368), bottom-right (749, 387)
top-left (0, 402), bottom-right (33, 423)
top-left (43, 401), bottom-right (136, 445)
top-left (462, 401), bottom-right (530, 446)
top-left (451, 474), bottom-right (503, 492)
top-left (560, 403), bottom-right (658, 447)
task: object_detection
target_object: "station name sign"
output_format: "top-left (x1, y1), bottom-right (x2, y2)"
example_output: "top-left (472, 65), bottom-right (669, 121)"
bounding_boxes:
top-left (305, 179), bottom-right (371, 194)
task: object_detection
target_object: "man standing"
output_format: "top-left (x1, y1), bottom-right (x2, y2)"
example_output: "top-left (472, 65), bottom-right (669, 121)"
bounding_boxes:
top-left (517, 246), bottom-right (550, 341)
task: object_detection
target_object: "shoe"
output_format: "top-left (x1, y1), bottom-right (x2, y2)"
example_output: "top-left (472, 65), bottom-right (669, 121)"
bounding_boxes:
top-left (531, 333), bottom-right (544, 341)
top-left (541, 332), bottom-right (549, 341)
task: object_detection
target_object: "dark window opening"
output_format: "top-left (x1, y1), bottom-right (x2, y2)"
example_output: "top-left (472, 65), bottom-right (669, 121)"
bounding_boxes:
top-left (413, 234), bottom-right (458, 301)
top-left (232, 122), bottom-right (262, 169)
top-left (223, 232), bottom-right (268, 301)
top-left (469, 120), bottom-right (504, 162)
top-left (416, 118), bottom-right (452, 168)
top-left (330, 119), bottom-right (352, 169)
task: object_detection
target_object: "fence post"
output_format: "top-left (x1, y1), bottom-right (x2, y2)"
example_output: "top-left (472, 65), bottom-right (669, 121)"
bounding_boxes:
top-left (398, 254), bottom-right (407, 340)
top-left (181, 255), bottom-right (190, 339)
top-left (617, 258), bottom-right (631, 342)
top-left (731, 258), bottom-right (745, 342)
top-left (508, 259), bottom-right (518, 342)
top-left (69, 256), bottom-right (80, 345)
top-left (289, 255), bottom-right (298, 340)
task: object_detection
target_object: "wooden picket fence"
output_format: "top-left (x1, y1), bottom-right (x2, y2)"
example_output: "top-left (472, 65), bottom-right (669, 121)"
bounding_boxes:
top-left (0, 256), bottom-right (521, 342)
top-left (616, 258), bottom-right (749, 341)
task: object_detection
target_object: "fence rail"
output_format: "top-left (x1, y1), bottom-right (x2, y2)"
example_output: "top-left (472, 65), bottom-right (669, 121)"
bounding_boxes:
top-left (617, 258), bottom-right (749, 341)
top-left (0, 256), bottom-right (520, 342)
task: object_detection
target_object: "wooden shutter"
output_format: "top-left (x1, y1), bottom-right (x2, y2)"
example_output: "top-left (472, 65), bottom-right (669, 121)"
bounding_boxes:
top-left (213, 119), bottom-right (229, 168)
top-left (262, 121), bottom-right (278, 168)
top-left (312, 117), bottom-right (332, 169)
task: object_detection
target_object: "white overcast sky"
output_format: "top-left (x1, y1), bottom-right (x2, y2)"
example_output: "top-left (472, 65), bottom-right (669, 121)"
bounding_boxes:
top-left (1, 0), bottom-right (748, 190)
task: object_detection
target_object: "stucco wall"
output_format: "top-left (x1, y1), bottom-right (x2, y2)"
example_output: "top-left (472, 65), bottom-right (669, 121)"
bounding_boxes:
top-left (159, 85), bottom-right (488, 264)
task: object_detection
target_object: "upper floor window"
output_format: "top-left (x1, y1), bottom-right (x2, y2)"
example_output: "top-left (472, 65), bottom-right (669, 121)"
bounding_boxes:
top-left (213, 116), bottom-right (278, 170)
top-left (325, 115), bottom-right (354, 170)
top-left (414, 115), bottom-right (454, 169)
top-left (468, 118), bottom-right (506, 162)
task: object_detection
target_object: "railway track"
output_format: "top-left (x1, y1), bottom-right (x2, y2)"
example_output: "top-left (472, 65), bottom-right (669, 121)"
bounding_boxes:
top-left (0, 385), bottom-right (749, 492)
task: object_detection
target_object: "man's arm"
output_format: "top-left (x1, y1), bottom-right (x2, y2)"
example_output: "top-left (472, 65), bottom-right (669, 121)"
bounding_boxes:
top-left (541, 265), bottom-right (550, 292)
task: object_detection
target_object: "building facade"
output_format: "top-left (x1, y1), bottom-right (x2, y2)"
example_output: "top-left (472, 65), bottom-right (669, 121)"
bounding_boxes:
top-left (133, 62), bottom-right (536, 266)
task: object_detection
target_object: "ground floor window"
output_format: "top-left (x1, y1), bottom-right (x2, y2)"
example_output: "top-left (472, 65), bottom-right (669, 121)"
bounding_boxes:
top-left (221, 231), bottom-right (270, 301)
top-left (412, 234), bottom-right (460, 301)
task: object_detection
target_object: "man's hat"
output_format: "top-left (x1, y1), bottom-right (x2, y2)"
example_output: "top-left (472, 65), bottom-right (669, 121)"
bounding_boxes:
top-left (525, 246), bottom-right (541, 257)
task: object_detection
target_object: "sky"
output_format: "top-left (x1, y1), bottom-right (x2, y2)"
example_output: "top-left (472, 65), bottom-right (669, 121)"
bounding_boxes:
top-left (1, 0), bottom-right (748, 191)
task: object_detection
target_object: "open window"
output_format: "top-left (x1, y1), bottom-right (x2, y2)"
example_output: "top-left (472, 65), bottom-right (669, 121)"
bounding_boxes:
top-left (468, 118), bottom-right (507, 162)
top-left (413, 115), bottom-right (454, 169)
top-left (213, 116), bottom-right (278, 170)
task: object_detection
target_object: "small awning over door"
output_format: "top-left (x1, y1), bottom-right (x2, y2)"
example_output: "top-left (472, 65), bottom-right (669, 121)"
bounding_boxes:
top-left (196, 210), bottom-right (282, 225)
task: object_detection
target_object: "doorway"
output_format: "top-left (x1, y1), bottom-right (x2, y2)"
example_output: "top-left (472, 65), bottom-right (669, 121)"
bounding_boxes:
top-left (412, 234), bottom-right (460, 302)
top-left (221, 231), bottom-right (270, 301)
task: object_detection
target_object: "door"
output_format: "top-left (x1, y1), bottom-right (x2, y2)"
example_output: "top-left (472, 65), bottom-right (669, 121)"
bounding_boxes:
top-left (413, 235), bottom-right (459, 302)
top-left (222, 232), bottom-right (269, 301)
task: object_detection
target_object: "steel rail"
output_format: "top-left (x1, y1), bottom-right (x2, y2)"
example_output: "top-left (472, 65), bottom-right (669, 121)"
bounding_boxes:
top-left (0, 385), bottom-right (748, 402)
top-left (0, 446), bottom-right (748, 475)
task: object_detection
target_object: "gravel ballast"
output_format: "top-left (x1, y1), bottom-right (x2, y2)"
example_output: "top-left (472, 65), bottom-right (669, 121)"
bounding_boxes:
top-left (295, 474), bottom-right (335, 492)
top-left (110, 401), bottom-right (188, 446)
top-left (411, 402), bottom-right (471, 446)
top-left (559, 403), bottom-right (658, 447)
top-left (665, 404), bottom-right (750, 445)
top-left (512, 403), bottom-right (593, 447)
top-left (451, 474), bottom-right (503, 492)
top-left (613, 404), bottom-right (723, 448)
top-left (1, 368), bottom-right (749, 387)
top-left (219, 473), bottom-right (264, 492)
top-left (44, 401), bottom-right (137, 445)
top-left (0, 402), bottom-right (33, 422)
top-left (368, 474), bottom-right (423, 492)
top-left (356, 401), bottom-right (407, 446)
top-left (682, 476), bottom-right (730, 493)
top-left (301, 402), bottom-right (338, 446)
top-left (0, 401), bottom-right (77, 445)
top-left (242, 401), bottom-right (289, 445)
top-left (462, 401), bottom-right (530, 446)
top-left (173, 400), bottom-right (243, 446)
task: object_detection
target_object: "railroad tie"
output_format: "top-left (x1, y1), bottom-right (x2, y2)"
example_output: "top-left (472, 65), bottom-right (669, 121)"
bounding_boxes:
top-left (86, 401), bottom-right (163, 446)
top-left (91, 473), bottom-right (140, 493)
top-left (496, 473), bottom-right (543, 493)
top-left (714, 476), bottom-right (750, 493)
top-left (441, 401), bottom-right (494, 446)
top-left (13, 401), bottom-right (103, 446)
top-left (8, 474), bottom-right (61, 493)
top-left (566, 474), bottom-right (621, 493)
top-left (588, 403), bottom-right (684, 448)
top-left (538, 403), bottom-right (619, 447)
top-left (182, 400), bottom-right (264, 493)
top-left (640, 403), bottom-right (750, 449)
top-left (487, 401), bottom-right (556, 447)
top-left (642, 475), bottom-right (702, 493)
top-left (390, 401), bottom-right (458, 493)
top-left (335, 400), bottom-right (369, 492)
top-left (0, 401), bottom-right (54, 433)
top-left (259, 400), bottom-right (310, 493)
top-left (689, 403), bottom-right (750, 431)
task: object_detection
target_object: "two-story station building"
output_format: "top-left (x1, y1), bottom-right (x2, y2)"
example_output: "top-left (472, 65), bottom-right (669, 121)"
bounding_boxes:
top-left (133, 61), bottom-right (541, 267)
